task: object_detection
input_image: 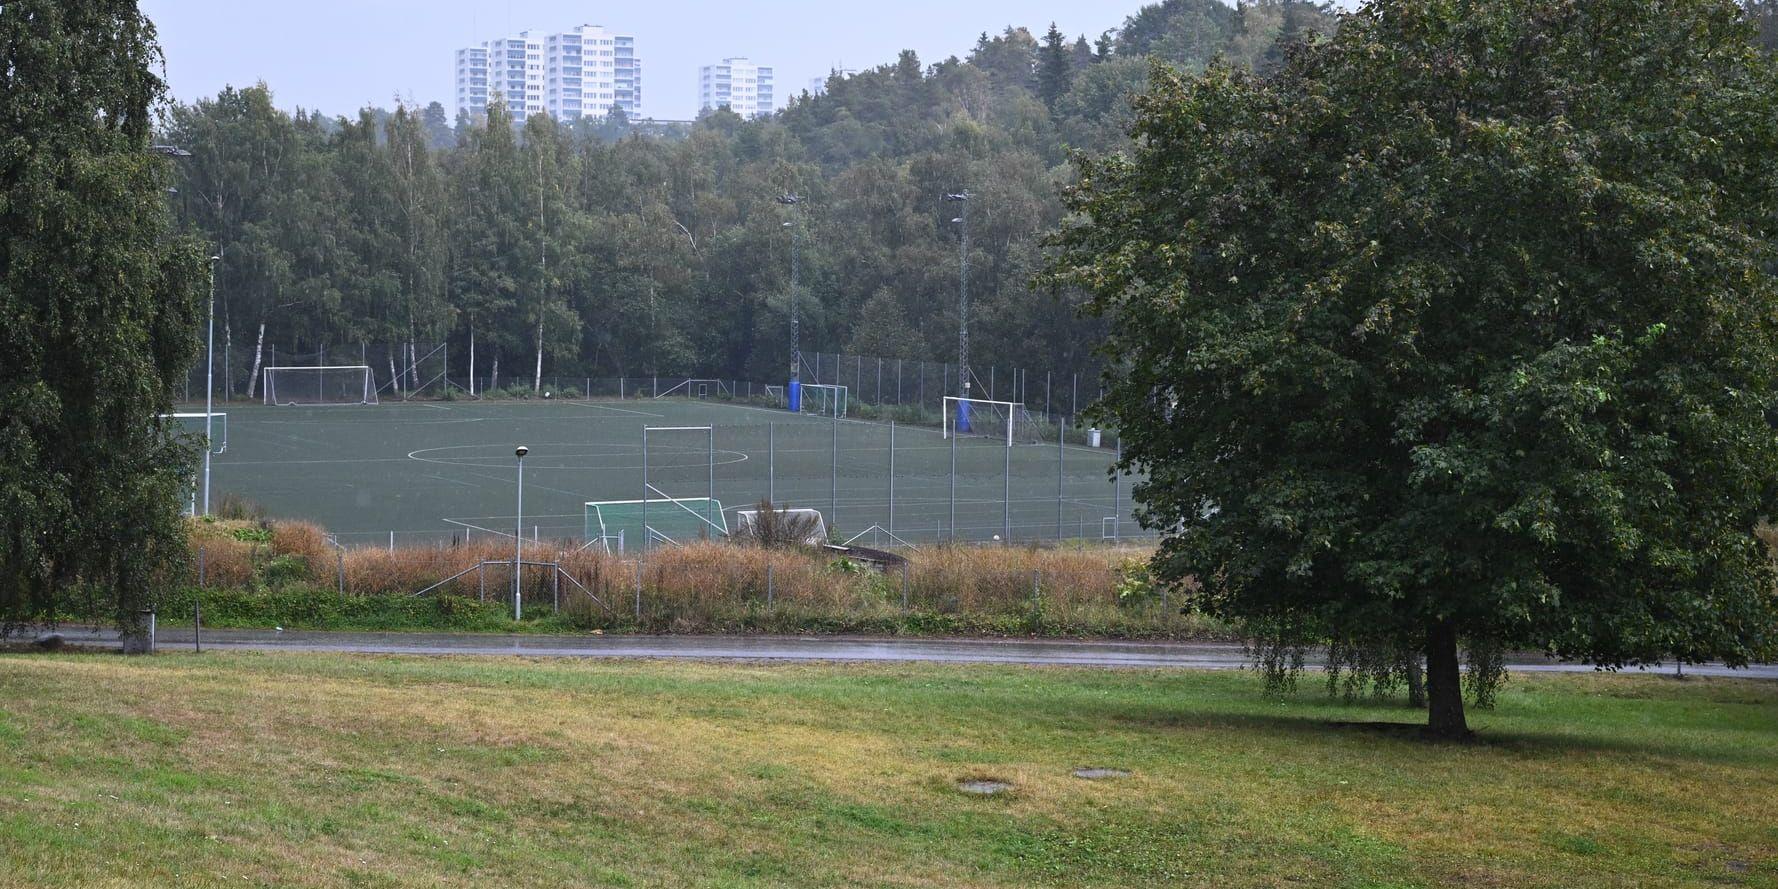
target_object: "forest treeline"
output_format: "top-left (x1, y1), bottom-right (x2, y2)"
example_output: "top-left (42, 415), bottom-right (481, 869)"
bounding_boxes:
top-left (161, 0), bottom-right (1777, 397)
top-left (159, 0), bottom-right (1339, 396)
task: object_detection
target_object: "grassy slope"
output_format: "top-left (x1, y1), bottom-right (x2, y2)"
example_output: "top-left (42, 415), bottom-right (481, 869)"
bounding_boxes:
top-left (1, 654), bottom-right (1775, 888)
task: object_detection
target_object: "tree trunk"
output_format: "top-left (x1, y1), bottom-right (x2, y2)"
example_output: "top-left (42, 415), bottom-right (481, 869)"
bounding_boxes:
top-left (490, 354), bottom-right (499, 394)
top-left (1424, 621), bottom-right (1469, 739)
top-left (245, 321), bottom-right (266, 399)
top-left (1406, 654), bottom-right (1426, 709)
top-left (468, 326), bottom-right (476, 396)
top-left (389, 356), bottom-right (400, 400)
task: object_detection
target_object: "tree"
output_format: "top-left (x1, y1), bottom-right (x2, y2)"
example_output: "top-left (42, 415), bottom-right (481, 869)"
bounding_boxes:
top-left (1047, 0), bottom-right (1778, 737)
top-left (1038, 23), bottom-right (1074, 110)
top-left (1, 0), bottom-right (204, 634)
top-left (1750, 0), bottom-right (1778, 53)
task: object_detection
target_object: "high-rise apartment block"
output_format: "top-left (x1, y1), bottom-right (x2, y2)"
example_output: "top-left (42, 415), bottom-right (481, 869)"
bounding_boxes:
top-left (457, 25), bottom-right (641, 124)
top-left (699, 58), bottom-right (774, 118)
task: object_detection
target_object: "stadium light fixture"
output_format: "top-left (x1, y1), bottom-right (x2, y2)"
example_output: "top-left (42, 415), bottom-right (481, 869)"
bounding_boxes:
top-left (149, 145), bottom-right (192, 157)
top-left (776, 193), bottom-right (804, 388)
top-left (203, 254), bottom-right (219, 515)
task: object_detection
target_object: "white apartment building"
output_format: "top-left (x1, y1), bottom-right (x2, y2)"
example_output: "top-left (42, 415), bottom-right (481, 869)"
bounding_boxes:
top-left (457, 26), bottom-right (641, 125)
top-left (545, 25), bottom-right (643, 121)
top-left (456, 33), bottom-right (543, 122)
top-left (699, 58), bottom-right (774, 118)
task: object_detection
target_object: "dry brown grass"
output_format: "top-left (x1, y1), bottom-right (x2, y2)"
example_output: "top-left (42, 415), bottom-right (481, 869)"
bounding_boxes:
top-left (173, 520), bottom-right (1192, 633)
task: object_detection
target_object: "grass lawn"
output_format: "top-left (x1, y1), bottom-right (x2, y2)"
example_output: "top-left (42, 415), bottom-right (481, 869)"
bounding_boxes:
top-left (1, 654), bottom-right (1774, 888)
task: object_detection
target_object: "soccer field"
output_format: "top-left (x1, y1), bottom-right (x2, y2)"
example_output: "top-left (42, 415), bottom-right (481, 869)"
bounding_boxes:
top-left (186, 398), bottom-right (1140, 548)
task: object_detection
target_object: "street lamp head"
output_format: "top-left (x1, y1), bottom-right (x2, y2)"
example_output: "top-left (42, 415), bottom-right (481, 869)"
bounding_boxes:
top-left (943, 191), bottom-right (971, 202)
top-left (950, 217), bottom-right (964, 224)
top-left (515, 446), bottom-right (529, 458)
top-left (208, 255), bottom-right (221, 263)
top-left (782, 221), bottom-right (792, 228)
top-left (149, 145), bottom-right (192, 158)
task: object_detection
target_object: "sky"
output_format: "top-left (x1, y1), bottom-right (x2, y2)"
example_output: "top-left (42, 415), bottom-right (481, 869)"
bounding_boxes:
top-left (138, 0), bottom-right (1153, 121)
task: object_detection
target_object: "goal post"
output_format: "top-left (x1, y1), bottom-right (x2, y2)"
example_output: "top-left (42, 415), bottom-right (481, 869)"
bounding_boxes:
top-left (944, 396), bottom-right (1044, 446)
top-left (158, 412), bottom-right (227, 454)
top-left (585, 497), bottom-right (728, 553)
top-left (799, 383), bottom-right (848, 418)
top-left (263, 366), bottom-right (379, 406)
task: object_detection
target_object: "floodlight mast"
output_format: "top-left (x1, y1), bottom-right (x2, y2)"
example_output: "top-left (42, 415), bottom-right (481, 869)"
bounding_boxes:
top-left (777, 193), bottom-right (803, 394)
top-left (945, 191), bottom-right (972, 400)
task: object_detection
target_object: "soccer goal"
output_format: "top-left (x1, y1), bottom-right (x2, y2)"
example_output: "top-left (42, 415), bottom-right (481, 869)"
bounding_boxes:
top-left (158, 412), bottom-right (227, 454)
top-left (585, 497), bottom-right (728, 553)
top-left (263, 366), bottom-right (379, 406)
top-left (655, 378), bottom-right (733, 400)
top-left (944, 396), bottom-right (1044, 446)
top-left (799, 383), bottom-right (848, 418)
top-left (733, 506), bottom-right (828, 547)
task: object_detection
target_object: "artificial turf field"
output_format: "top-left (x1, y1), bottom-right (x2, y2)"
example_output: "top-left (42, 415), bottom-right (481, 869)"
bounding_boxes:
top-left (1, 653), bottom-right (1775, 888)
top-left (183, 398), bottom-right (1136, 548)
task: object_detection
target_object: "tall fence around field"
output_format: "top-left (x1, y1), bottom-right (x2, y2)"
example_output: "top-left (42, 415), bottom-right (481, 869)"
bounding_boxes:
top-left (190, 345), bottom-right (1102, 426)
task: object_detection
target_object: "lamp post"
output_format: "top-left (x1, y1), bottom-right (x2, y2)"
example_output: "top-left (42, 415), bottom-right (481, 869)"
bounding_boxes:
top-left (151, 145), bottom-right (215, 515)
top-left (776, 193), bottom-right (803, 408)
top-left (514, 445), bottom-right (528, 620)
top-left (203, 255), bottom-right (219, 515)
top-left (945, 190), bottom-right (971, 437)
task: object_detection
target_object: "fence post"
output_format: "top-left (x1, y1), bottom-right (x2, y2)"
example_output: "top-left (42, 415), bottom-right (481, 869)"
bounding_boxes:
top-left (949, 425), bottom-right (957, 543)
top-left (193, 597), bottom-right (201, 654)
top-left (830, 412), bottom-right (839, 533)
top-left (1032, 570), bottom-right (1041, 612)
top-left (337, 549), bottom-right (345, 598)
top-left (479, 562), bottom-right (486, 602)
top-left (1045, 417), bottom-right (1059, 540)
top-left (1003, 434), bottom-right (1012, 543)
top-left (901, 562), bottom-right (909, 610)
top-left (198, 545), bottom-right (206, 588)
top-left (888, 422), bottom-right (896, 545)
top-left (768, 422), bottom-right (775, 504)
top-left (634, 559), bottom-right (643, 621)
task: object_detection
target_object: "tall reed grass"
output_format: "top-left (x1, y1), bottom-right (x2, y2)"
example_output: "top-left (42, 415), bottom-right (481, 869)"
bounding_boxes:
top-left (177, 519), bottom-right (1213, 637)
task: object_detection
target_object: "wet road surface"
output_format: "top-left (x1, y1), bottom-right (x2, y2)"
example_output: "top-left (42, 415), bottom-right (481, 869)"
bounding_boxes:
top-left (37, 627), bottom-right (1778, 679)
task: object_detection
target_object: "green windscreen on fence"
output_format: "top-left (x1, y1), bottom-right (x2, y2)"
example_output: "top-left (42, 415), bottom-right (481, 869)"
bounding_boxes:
top-left (586, 498), bottom-right (728, 552)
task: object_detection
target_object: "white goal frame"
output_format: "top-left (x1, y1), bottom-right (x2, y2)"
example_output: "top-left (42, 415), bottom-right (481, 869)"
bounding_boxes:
top-left (734, 507), bottom-right (828, 546)
top-left (159, 412), bottom-right (227, 454)
top-left (799, 383), bottom-right (848, 418)
top-left (655, 378), bottom-right (732, 400)
top-left (944, 396), bottom-right (1035, 447)
top-left (263, 366), bottom-right (379, 406)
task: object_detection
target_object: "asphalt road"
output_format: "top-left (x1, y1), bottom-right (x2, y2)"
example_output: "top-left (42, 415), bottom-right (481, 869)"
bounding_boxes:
top-left (36, 627), bottom-right (1778, 679)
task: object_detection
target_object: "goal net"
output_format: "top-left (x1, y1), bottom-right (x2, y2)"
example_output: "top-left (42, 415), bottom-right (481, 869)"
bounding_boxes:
top-left (733, 506), bottom-right (828, 547)
top-left (944, 397), bottom-right (1047, 446)
top-left (799, 383), bottom-right (848, 418)
top-left (263, 366), bottom-right (379, 406)
top-left (585, 497), bottom-right (728, 553)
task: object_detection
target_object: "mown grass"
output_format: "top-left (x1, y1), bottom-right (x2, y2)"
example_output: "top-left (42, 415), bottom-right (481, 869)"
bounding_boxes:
top-left (1, 654), bottom-right (1774, 888)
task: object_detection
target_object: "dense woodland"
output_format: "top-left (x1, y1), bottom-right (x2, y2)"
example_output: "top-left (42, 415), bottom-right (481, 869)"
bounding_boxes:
top-left (159, 0), bottom-right (1341, 397)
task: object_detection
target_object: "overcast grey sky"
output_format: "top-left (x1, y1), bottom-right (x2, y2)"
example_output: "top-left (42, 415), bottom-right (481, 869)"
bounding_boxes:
top-left (138, 0), bottom-right (1156, 121)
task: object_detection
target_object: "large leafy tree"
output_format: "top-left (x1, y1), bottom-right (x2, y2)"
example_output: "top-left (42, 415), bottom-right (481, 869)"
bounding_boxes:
top-left (1048, 0), bottom-right (1778, 737)
top-left (1, 0), bottom-right (204, 633)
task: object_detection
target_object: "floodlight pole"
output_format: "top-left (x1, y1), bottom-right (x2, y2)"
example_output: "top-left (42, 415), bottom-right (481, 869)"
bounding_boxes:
top-left (203, 254), bottom-right (218, 515)
top-left (514, 446), bottom-right (528, 619)
top-left (945, 191), bottom-right (971, 401)
top-left (777, 193), bottom-right (803, 390)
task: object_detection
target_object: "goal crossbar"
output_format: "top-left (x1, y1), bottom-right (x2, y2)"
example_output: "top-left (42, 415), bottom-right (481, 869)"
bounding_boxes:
top-left (263, 365), bottom-right (379, 406)
top-left (944, 396), bottom-right (1036, 447)
top-left (159, 412), bottom-right (227, 454)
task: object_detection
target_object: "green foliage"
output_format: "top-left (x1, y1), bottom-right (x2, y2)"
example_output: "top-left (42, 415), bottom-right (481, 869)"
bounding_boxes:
top-left (1048, 0), bottom-right (1778, 735)
top-left (229, 527), bottom-right (273, 544)
top-left (154, 4), bottom-right (1336, 393)
top-left (0, 0), bottom-right (204, 634)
